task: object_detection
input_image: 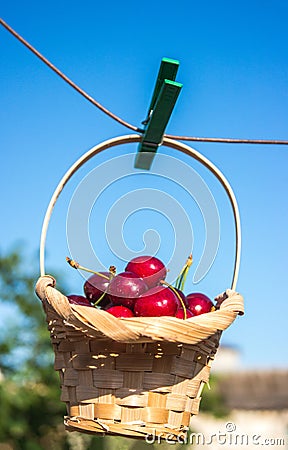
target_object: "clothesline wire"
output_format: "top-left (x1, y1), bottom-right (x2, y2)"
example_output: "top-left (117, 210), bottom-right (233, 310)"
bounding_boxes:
top-left (1, 17), bottom-right (288, 146)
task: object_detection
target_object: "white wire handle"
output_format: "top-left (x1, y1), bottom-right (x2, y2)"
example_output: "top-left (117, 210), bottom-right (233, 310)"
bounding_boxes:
top-left (39, 134), bottom-right (241, 290)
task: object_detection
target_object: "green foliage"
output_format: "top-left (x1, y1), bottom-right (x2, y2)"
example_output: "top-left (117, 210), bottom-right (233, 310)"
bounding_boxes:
top-left (200, 375), bottom-right (230, 418)
top-left (0, 246), bottom-right (103, 449)
top-left (0, 378), bottom-right (68, 449)
top-left (0, 247), bottom-right (49, 379)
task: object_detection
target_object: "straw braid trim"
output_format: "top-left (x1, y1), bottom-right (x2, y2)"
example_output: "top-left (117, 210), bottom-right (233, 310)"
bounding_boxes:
top-left (35, 276), bottom-right (244, 345)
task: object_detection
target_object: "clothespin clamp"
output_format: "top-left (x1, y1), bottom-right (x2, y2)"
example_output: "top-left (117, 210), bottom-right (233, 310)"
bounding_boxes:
top-left (134, 57), bottom-right (183, 170)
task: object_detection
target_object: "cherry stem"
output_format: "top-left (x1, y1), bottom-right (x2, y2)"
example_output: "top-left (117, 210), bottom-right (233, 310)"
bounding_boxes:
top-left (93, 272), bottom-right (114, 307)
top-left (66, 257), bottom-right (111, 280)
top-left (161, 280), bottom-right (187, 320)
top-left (175, 254), bottom-right (193, 291)
top-left (93, 287), bottom-right (109, 307)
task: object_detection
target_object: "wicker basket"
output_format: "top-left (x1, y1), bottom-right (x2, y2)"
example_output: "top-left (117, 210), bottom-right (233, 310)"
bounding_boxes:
top-left (35, 135), bottom-right (244, 440)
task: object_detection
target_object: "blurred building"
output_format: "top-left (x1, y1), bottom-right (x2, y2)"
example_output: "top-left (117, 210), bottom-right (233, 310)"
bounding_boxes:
top-left (210, 344), bottom-right (242, 374)
top-left (191, 344), bottom-right (288, 449)
top-left (218, 369), bottom-right (288, 410)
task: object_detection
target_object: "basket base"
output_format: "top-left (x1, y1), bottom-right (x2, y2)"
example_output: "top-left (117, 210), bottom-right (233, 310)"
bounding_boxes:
top-left (65, 416), bottom-right (188, 441)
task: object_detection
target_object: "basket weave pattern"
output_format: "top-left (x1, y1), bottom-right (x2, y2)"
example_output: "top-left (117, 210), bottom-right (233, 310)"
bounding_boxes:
top-left (35, 275), bottom-right (244, 439)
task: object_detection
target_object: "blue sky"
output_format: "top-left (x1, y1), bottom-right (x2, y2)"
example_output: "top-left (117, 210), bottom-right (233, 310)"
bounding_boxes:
top-left (1, 1), bottom-right (288, 370)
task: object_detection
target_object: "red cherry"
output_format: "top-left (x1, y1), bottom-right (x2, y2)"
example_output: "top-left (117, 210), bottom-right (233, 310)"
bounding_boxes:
top-left (134, 286), bottom-right (178, 317)
top-left (106, 305), bottom-right (134, 318)
top-left (83, 272), bottom-right (111, 307)
top-left (186, 293), bottom-right (214, 316)
top-left (125, 255), bottom-right (167, 288)
top-left (67, 294), bottom-right (92, 307)
top-left (107, 271), bottom-right (148, 309)
top-left (175, 308), bottom-right (194, 319)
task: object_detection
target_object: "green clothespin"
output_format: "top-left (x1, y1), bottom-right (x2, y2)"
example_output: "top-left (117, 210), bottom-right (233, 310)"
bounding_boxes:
top-left (134, 57), bottom-right (183, 170)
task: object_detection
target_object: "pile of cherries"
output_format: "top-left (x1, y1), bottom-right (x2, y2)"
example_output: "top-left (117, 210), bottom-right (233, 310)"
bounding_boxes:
top-left (67, 255), bottom-right (215, 319)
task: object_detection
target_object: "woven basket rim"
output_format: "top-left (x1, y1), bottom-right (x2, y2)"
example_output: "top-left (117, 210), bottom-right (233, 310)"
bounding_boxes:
top-left (35, 275), bottom-right (244, 345)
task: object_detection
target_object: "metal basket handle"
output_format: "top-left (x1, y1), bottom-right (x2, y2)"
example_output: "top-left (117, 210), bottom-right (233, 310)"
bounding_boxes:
top-left (39, 134), bottom-right (241, 290)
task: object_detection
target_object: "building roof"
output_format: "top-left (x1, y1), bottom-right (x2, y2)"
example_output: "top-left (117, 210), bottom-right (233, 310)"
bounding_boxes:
top-left (218, 370), bottom-right (288, 410)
